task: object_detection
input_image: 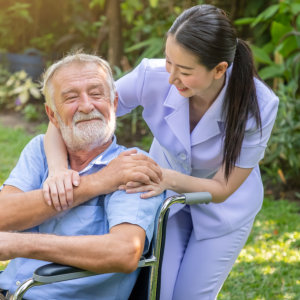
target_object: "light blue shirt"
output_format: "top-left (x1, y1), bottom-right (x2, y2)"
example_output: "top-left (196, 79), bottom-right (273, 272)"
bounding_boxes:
top-left (0, 135), bottom-right (163, 300)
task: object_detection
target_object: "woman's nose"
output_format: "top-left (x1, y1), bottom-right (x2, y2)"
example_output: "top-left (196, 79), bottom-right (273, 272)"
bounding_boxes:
top-left (168, 67), bottom-right (178, 85)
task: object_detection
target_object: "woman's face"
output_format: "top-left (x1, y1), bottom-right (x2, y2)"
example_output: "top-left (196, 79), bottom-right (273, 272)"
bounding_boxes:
top-left (165, 35), bottom-right (222, 99)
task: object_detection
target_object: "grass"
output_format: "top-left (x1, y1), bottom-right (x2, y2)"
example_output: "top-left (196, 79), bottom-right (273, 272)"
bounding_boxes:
top-left (0, 124), bottom-right (33, 185)
top-left (219, 198), bottom-right (300, 299)
top-left (0, 124), bottom-right (299, 298)
top-left (0, 123), bottom-right (46, 270)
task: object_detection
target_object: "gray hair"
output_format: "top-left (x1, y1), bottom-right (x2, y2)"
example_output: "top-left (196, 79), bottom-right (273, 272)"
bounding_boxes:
top-left (41, 52), bottom-right (116, 109)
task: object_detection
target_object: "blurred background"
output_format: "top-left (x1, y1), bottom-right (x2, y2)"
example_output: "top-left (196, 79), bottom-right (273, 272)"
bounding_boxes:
top-left (0, 0), bottom-right (299, 210)
top-left (0, 1), bottom-right (299, 298)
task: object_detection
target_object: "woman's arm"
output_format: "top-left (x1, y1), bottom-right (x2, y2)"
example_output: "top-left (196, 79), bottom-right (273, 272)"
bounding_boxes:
top-left (122, 165), bottom-right (253, 203)
top-left (43, 122), bottom-right (80, 210)
top-left (44, 123), bottom-right (162, 211)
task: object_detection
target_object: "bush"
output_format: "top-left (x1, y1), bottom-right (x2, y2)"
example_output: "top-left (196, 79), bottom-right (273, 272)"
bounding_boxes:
top-left (236, 0), bottom-right (300, 186)
top-left (0, 68), bottom-right (41, 112)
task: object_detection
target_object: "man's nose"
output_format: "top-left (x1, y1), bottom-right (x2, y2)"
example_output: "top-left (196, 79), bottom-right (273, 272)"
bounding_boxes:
top-left (78, 93), bottom-right (94, 113)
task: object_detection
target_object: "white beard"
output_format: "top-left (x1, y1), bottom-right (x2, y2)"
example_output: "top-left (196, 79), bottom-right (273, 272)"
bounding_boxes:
top-left (56, 108), bottom-right (116, 152)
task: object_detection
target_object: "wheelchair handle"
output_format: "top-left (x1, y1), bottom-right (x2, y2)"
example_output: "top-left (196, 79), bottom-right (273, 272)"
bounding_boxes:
top-left (184, 192), bottom-right (212, 205)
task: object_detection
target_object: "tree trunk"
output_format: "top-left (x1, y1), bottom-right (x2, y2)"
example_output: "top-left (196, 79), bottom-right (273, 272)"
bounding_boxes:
top-left (106, 0), bottom-right (123, 69)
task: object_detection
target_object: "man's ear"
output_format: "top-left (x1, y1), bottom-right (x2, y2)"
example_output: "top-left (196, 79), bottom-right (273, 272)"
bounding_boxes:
top-left (214, 62), bottom-right (228, 79)
top-left (113, 92), bottom-right (118, 112)
top-left (45, 104), bottom-right (59, 129)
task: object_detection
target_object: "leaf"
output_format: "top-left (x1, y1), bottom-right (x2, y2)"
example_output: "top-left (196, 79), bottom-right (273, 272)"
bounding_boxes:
top-left (234, 17), bottom-right (255, 26)
top-left (29, 87), bottom-right (41, 99)
top-left (291, 3), bottom-right (300, 15)
top-left (125, 38), bottom-right (162, 53)
top-left (251, 45), bottom-right (273, 65)
top-left (258, 64), bottom-right (285, 80)
top-left (271, 21), bottom-right (293, 45)
top-left (276, 36), bottom-right (299, 57)
top-left (149, 0), bottom-right (159, 8)
top-left (19, 91), bottom-right (29, 104)
top-left (252, 4), bottom-right (279, 27)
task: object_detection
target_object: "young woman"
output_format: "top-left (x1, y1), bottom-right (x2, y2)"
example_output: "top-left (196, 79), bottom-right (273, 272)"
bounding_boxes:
top-left (43, 5), bottom-right (278, 299)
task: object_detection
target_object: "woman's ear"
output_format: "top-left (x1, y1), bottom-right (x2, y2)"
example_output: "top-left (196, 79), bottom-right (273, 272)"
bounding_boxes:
top-left (214, 62), bottom-right (228, 79)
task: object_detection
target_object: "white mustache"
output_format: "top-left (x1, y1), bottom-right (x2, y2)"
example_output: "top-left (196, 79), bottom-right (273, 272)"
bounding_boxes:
top-left (73, 111), bottom-right (104, 124)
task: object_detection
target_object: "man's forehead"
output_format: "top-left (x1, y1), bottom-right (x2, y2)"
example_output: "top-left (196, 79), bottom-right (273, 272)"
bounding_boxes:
top-left (52, 62), bottom-right (108, 88)
top-left (54, 62), bottom-right (106, 79)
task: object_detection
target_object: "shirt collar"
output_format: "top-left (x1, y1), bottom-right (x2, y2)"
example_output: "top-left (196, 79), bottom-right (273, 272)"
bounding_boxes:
top-left (78, 135), bottom-right (118, 175)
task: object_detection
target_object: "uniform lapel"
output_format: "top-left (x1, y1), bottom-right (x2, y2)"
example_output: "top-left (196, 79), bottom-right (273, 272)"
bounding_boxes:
top-left (191, 66), bottom-right (232, 146)
top-left (190, 88), bottom-right (225, 145)
top-left (164, 85), bottom-right (191, 154)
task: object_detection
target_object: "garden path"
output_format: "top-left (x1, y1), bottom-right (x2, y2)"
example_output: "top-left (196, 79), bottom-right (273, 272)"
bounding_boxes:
top-left (0, 110), bottom-right (41, 134)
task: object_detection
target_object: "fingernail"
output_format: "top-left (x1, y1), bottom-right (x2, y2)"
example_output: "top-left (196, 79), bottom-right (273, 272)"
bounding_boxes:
top-left (47, 201), bottom-right (52, 206)
top-left (74, 181), bottom-right (79, 186)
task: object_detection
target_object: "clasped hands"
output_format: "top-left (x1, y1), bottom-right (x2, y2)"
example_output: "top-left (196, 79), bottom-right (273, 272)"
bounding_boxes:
top-left (43, 149), bottom-right (166, 211)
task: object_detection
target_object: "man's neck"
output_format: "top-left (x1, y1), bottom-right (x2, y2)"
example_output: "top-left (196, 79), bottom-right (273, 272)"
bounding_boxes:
top-left (68, 139), bottom-right (112, 172)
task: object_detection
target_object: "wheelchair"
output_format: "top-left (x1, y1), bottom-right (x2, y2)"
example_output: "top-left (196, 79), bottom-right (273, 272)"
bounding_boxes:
top-left (12, 192), bottom-right (212, 300)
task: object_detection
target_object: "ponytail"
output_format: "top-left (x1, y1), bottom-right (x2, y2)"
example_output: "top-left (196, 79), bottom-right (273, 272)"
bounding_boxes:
top-left (169, 5), bottom-right (262, 180)
top-left (222, 39), bottom-right (262, 179)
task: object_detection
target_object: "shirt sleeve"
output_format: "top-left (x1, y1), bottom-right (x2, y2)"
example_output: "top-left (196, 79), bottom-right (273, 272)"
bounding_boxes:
top-left (105, 190), bottom-right (164, 253)
top-left (105, 148), bottom-right (164, 253)
top-left (236, 90), bottom-right (279, 168)
top-left (115, 59), bottom-right (149, 117)
top-left (1, 135), bottom-right (47, 192)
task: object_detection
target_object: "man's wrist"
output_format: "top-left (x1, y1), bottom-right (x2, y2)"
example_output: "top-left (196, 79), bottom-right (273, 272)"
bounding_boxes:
top-left (73, 169), bottom-right (116, 206)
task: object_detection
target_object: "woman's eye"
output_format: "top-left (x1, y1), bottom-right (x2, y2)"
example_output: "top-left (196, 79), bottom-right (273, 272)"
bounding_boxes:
top-left (181, 73), bottom-right (190, 76)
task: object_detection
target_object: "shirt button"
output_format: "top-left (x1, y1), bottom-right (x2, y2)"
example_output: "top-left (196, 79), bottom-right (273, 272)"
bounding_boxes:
top-left (179, 153), bottom-right (187, 160)
top-left (16, 280), bottom-right (21, 286)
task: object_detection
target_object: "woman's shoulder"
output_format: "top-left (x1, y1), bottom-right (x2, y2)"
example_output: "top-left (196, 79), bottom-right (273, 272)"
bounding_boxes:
top-left (139, 58), bottom-right (167, 73)
top-left (254, 78), bottom-right (279, 107)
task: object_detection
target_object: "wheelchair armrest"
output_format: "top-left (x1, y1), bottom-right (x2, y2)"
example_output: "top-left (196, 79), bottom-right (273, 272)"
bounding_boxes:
top-left (33, 263), bottom-right (96, 284)
top-left (184, 192), bottom-right (212, 205)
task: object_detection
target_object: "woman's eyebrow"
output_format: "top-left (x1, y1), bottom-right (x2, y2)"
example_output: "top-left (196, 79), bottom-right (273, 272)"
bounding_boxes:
top-left (176, 64), bottom-right (194, 70)
top-left (165, 53), bottom-right (194, 70)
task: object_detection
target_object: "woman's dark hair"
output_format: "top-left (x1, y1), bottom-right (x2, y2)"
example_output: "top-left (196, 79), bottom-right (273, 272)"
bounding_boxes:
top-left (168, 4), bottom-right (262, 179)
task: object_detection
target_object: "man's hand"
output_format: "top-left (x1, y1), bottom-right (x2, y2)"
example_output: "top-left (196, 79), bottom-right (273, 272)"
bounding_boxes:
top-left (102, 149), bottom-right (162, 191)
top-left (43, 169), bottom-right (80, 211)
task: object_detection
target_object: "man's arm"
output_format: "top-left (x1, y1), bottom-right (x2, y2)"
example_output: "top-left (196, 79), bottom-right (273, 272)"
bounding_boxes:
top-left (0, 150), bottom-right (163, 232)
top-left (0, 223), bottom-right (145, 273)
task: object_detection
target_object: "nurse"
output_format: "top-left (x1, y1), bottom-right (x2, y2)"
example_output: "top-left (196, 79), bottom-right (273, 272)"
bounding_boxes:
top-left (43, 4), bottom-right (278, 299)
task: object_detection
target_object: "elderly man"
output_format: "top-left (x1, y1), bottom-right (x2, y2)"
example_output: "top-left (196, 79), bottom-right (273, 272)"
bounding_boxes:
top-left (0, 53), bottom-right (163, 300)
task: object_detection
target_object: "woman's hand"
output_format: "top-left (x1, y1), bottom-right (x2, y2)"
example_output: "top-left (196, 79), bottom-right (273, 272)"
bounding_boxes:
top-left (119, 181), bottom-right (166, 198)
top-left (43, 169), bottom-right (80, 211)
top-left (119, 168), bottom-right (168, 198)
top-left (101, 149), bottom-right (163, 193)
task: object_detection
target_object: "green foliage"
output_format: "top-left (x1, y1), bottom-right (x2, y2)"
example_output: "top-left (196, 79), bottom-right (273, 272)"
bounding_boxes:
top-left (116, 106), bottom-right (153, 151)
top-left (0, 124), bottom-right (34, 186)
top-left (262, 81), bottom-right (300, 184)
top-left (219, 198), bottom-right (300, 299)
top-left (236, 0), bottom-right (300, 185)
top-left (0, 2), bottom-right (33, 51)
top-left (0, 69), bottom-right (41, 111)
top-left (23, 104), bottom-right (40, 121)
